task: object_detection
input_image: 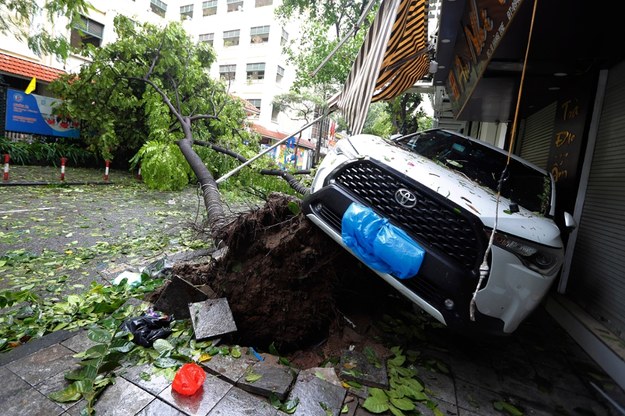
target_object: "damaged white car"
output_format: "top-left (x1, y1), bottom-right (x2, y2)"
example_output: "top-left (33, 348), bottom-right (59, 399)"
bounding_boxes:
top-left (303, 128), bottom-right (566, 334)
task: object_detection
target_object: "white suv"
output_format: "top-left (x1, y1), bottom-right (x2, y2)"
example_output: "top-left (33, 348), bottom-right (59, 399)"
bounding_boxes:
top-left (303, 129), bottom-right (565, 334)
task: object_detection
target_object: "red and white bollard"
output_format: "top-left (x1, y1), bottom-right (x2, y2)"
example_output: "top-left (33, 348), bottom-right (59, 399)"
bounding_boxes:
top-left (104, 160), bottom-right (110, 181)
top-left (60, 157), bottom-right (67, 181)
top-left (3, 154), bottom-right (9, 181)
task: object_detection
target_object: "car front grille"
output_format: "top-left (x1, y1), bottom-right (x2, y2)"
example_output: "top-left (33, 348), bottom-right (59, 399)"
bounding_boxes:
top-left (330, 159), bottom-right (484, 269)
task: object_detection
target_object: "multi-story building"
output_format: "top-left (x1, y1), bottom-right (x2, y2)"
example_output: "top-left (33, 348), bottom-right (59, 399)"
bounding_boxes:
top-left (0, 0), bottom-right (304, 144)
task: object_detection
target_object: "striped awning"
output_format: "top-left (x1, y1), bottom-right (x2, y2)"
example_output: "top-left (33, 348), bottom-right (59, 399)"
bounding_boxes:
top-left (329, 0), bottom-right (430, 135)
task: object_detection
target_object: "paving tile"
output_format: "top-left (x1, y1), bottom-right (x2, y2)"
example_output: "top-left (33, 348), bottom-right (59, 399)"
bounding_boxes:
top-left (441, 354), bottom-right (500, 392)
top-left (414, 398), bottom-right (459, 416)
top-left (0, 330), bottom-right (75, 367)
top-left (122, 363), bottom-right (172, 395)
top-left (236, 358), bottom-right (299, 400)
top-left (455, 380), bottom-right (504, 416)
top-left (0, 366), bottom-right (33, 398)
top-left (202, 348), bottom-right (256, 384)
top-left (287, 369), bottom-right (347, 416)
top-left (533, 364), bottom-right (590, 396)
top-left (338, 350), bottom-right (388, 389)
top-left (207, 386), bottom-right (278, 416)
top-left (190, 298), bottom-right (238, 340)
top-left (416, 365), bottom-right (456, 404)
top-left (6, 344), bottom-right (78, 386)
top-left (1, 385), bottom-right (65, 416)
top-left (549, 388), bottom-right (612, 415)
top-left (34, 362), bottom-right (83, 410)
top-left (159, 373), bottom-right (233, 416)
top-left (135, 398), bottom-right (186, 416)
top-left (60, 330), bottom-right (99, 353)
top-left (92, 377), bottom-right (156, 416)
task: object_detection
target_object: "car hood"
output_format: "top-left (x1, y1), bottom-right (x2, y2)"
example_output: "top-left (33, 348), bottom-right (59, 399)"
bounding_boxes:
top-left (345, 135), bottom-right (563, 247)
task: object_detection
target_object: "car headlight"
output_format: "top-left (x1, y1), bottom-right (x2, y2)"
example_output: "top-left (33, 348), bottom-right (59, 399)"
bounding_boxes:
top-left (488, 230), bottom-right (564, 276)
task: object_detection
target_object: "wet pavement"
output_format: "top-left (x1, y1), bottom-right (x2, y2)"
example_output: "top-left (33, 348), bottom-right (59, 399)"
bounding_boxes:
top-left (2, 289), bottom-right (625, 415)
top-left (2, 167), bottom-right (625, 415)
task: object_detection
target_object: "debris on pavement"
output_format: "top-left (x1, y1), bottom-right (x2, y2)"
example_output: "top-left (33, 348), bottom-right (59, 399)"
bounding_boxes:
top-left (189, 298), bottom-right (237, 340)
top-left (121, 310), bottom-right (173, 347)
top-left (112, 271), bottom-right (143, 287)
top-left (172, 362), bottom-right (206, 396)
top-left (153, 275), bottom-right (209, 319)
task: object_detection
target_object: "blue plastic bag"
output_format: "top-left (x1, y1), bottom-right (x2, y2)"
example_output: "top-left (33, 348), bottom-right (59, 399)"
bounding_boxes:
top-left (341, 203), bottom-right (425, 279)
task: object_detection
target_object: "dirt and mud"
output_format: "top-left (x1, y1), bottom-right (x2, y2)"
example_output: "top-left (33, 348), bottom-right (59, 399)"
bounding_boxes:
top-left (170, 193), bottom-right (410, 367)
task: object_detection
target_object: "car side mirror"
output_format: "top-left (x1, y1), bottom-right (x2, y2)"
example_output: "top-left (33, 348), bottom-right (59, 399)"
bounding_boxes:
top-left (564, 211), bottom-right (576, 231)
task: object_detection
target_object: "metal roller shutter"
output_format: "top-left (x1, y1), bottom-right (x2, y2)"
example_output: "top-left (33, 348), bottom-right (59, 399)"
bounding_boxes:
top-left (519, 102), bottom-right (556, 170)
top-left (569, 61), bottom-right (625, 337)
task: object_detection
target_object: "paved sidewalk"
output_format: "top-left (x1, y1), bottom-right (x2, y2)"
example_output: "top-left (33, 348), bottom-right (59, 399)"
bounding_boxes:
top-left (1, 303), bottom-right (624, 416)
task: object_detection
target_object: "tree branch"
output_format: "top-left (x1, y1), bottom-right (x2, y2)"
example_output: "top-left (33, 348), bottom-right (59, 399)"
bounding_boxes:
top-left (193, 140), bottom-right (311, 194)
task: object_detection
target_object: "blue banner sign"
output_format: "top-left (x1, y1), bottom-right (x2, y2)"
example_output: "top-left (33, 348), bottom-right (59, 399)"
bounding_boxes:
top-left (5, 89), bottom-right (80, 138)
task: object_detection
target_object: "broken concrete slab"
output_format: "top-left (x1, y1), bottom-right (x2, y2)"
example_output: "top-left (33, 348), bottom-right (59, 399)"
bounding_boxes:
top-left (190, 298), bottom-right (237, 340)
top-left (236, 358), bottom-right (299, 401)
top-left (286, 369), bottom-right (347, 416)
top-left (338, 350), bottom-right (388, 389)
top-left (201, 348), bottom-right (256, 384)
top-left (153, 275), bottom-right (208, 319)
top-left (159, 373), bottom-right (233, 416)
top-left (207, 386), bottom-right (278, 416)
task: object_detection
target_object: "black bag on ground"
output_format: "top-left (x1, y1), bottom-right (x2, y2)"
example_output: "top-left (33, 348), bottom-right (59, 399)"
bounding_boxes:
top-left (121, 313), bottom-right (173, 347)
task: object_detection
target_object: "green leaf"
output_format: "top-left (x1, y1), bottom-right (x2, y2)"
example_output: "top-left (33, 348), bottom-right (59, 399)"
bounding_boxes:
top-left (87, 327), bottom-right (112, 343)
top-left (390, 397), bottom-right (415, 411)
top-left (282, 397), bottom-right (299, 414)
top-left (48, 383), bottom-right (82, 403)
top-left (363, 395), bottom-right (390, 413)
top-left (83, 344), bottom-right (107, 358)
top-left (387, 354), bottom-right (406, 367)
top-left (388, 404), bottom-right (406, 416)
top-left (154, 357), bottom-right (181, 368)
top-left (493, 401), bottom-right (524, 416)
top-left (245, 372), bottom-right (263, 383)
top-left (230, 346), bottom-right (242, 358)
top-left (153, 339), bottom-right (175, 355)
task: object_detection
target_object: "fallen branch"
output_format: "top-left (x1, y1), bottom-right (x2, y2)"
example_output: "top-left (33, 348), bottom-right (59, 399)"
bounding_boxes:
top-left (193, 140), bottom-right (311, 195)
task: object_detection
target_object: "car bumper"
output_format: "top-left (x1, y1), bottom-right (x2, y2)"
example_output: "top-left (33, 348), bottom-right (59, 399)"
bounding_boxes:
top-left (303, 183), bottom-right (511, 334)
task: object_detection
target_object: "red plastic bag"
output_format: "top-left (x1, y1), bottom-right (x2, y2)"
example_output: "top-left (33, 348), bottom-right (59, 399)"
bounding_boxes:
top-left (172, 363), bottom-right (206, 396)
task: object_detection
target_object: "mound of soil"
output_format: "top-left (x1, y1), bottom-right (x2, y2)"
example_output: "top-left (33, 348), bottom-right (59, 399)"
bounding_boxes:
top-left (173, 193), bottom-right (401, 357)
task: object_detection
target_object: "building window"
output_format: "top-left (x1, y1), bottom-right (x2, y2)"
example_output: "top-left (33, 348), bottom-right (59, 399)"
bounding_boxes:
top-left (281, 29), bottom-right (289, 46)
top-left (271, 105), bottom-right (280, 121)
top-left (180, 4), bottom-right (193, 20)
top-left (250, 25), bottom-right (270, 44)
top-left (276, 65), bottom-right (285, 82)
top-left (248, 99), bottom-right (261, 110)
top-left (199, 33), bottom-right (214, 46)
top-left (202, 0), bottom-right (217, 15)
top-left (255, 0), bottom-right (272, 6)
top-left (219, 64), bottom-right (236, 80)
top-left (246, 63), bottom-right (265, 80)
top-left (70, 16), bottom-right (104, 48)
top-left (223, 29), bottom-right (240, 46)
top-left (150, 0), bottom-right (167, 17)
top-left (227, 0), bottom-right (244, 12)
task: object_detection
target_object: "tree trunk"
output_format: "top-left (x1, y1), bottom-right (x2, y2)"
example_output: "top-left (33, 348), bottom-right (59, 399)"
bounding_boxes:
top-left (177, 118), bottom-right (227, 243)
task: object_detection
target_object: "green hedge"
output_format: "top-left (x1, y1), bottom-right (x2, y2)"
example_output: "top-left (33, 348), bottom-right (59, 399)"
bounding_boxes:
top-left (0, 137), bottom-right (98, 167)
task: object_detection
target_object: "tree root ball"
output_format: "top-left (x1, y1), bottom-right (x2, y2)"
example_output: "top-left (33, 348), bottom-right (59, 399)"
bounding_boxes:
top-left (173, 193), bottom-right (356, 352)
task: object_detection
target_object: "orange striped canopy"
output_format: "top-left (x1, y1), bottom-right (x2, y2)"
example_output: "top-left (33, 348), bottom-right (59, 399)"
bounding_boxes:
top-left (330, 0), bottom-right (430, 134)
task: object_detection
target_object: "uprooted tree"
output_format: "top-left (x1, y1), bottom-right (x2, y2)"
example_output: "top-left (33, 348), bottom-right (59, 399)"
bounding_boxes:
top-left (51, 15), bottom-right (385, 350)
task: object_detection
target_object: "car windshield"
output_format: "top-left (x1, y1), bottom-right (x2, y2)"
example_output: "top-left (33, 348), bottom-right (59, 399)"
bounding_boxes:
top-left (394, 130), bottom-right (551, 215)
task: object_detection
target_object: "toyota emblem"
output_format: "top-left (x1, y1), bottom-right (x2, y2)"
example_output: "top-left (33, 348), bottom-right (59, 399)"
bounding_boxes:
top-left (395, 188), bottom-right (417, 208)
